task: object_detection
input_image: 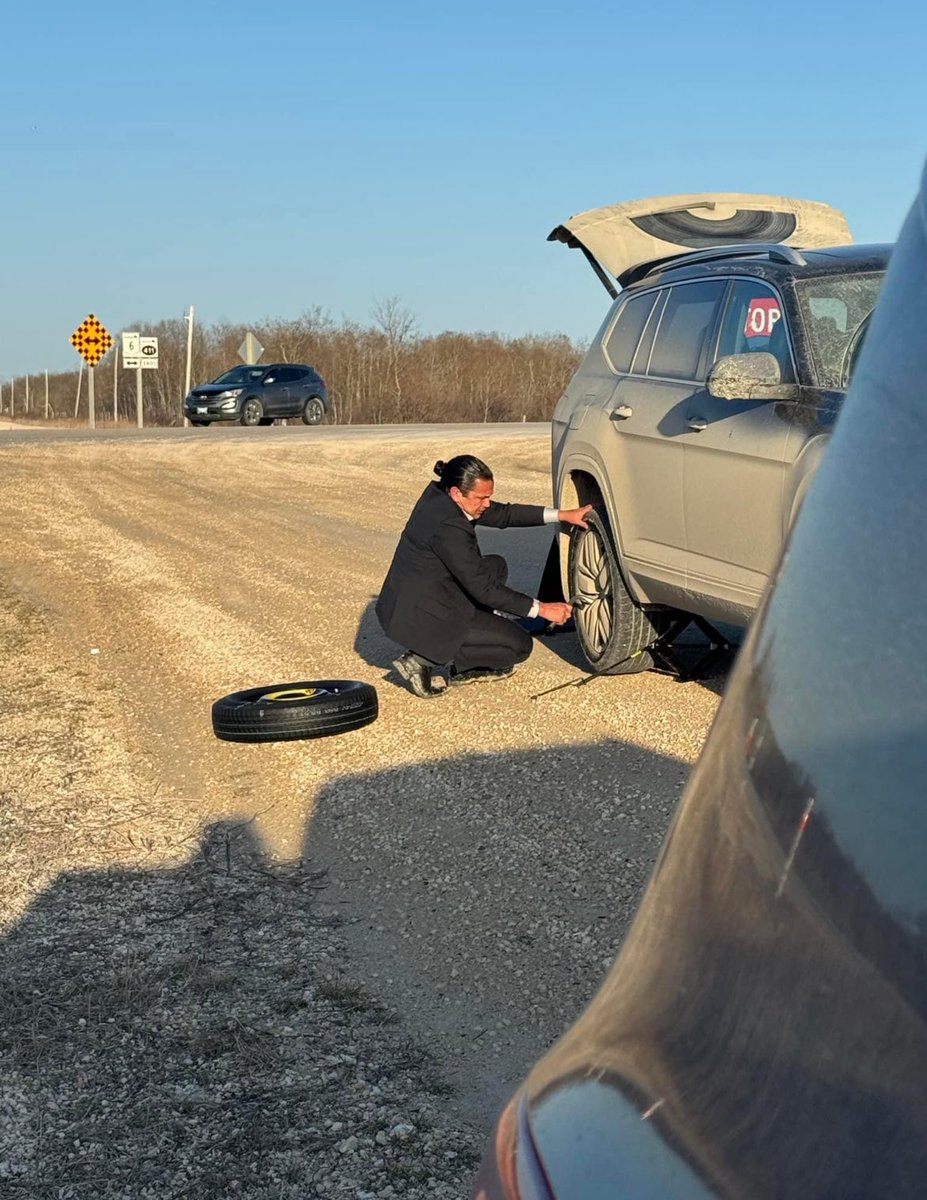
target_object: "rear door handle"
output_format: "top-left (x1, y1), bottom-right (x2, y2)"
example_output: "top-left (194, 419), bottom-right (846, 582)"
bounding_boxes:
top-left (688, 417), bottom-right (708, 432)
top-left (611, 405), bottom-right (633, 420)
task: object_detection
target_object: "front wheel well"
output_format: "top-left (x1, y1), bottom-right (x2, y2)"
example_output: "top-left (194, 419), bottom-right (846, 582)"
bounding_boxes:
top-left (556, 470), bottom-right (607, 595)
top-left (558, 469), bottom-right (604, 512)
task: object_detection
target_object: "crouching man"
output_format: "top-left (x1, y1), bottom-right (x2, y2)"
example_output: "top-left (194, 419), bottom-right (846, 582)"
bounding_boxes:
top-left (377, 454), bottom-right (590, 698)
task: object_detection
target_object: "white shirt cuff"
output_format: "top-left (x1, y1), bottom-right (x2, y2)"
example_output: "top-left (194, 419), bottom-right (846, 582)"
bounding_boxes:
top-left (528, 600), bottom-right (540, 618)
top-left (543, 507), bottom-right (559, 524)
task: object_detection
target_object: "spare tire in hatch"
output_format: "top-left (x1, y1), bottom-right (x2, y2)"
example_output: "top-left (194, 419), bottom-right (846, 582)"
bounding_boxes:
top-left (212, 680), bottom-right (378, 743)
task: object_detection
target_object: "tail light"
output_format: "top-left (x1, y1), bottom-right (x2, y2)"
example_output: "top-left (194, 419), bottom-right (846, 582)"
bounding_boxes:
top-left (472, 1094), bottom-right (554, 1200)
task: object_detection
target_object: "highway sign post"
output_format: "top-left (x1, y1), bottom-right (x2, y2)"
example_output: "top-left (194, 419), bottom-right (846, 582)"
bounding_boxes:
top-left (122, 332), bottom-right (142, 427)
top-left (183, 306), bottom-right (194, 428)
top-left (122, 332), bottom-right (159, 428)
top-left (69, 314), bottom-right (113, 429)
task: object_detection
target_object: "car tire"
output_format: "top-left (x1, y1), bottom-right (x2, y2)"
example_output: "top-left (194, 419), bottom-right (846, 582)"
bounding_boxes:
top-left (568, 510), bottom-right (672, 674)
top-left (190, 420), bottom-right (210, 427)
top-left (302, 396), bottom-right (326, 425)
top-left (212, 680), bottom-right (378, 743)
top-left (240, 398), bottom-right (264, 426)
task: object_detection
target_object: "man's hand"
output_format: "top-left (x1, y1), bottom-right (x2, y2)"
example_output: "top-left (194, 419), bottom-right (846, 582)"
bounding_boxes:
top-left (558, 503), bottom-right (593, 529)
top-left (538, 600), bottom-right (573, 625)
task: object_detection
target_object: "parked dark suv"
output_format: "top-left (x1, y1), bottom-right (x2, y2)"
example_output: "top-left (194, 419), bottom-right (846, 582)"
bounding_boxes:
top-left (183, 363), bottom-right (330, 427)
top-left (547, 193), bottom-right (888, 673)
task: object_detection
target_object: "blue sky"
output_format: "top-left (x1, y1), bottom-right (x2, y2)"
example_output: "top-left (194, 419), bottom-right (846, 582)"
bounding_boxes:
top-left (1, 0), bottom-right (923, 380)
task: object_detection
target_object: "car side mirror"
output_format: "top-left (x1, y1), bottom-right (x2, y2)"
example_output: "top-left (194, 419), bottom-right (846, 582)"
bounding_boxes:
top-left (263, 376), bottom-right (276, 385)
top-left (707, 352), bottom-right (800, 401)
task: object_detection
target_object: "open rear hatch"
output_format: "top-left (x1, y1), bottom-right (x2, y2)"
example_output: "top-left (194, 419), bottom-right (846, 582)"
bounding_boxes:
top-left (549, 192), bottom-right (852, 295)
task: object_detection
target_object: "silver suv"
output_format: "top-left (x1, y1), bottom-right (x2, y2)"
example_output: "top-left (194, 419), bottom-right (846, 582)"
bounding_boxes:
top-left (549, 193), bottom-right (888, 672)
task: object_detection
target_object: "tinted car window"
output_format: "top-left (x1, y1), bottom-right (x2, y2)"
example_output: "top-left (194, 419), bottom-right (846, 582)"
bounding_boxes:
top-left (604, 292), bottom-right (657, 373)
top-left (796, 272), bottom-right (885, 389)
top-left (272, 367), bottom-right (299, 383)
top-left (630, 289), bottom-right (666, 375)
top-left (648, 280), bottom-right (726, 381)
top-left (213, 366), bottom-right (266, 386)
top-left (715, 280), bottom-right (795, 383)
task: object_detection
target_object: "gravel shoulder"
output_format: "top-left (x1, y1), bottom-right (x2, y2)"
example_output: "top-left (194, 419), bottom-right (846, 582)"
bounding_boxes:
top-left (0, 425), bottom-right (724, 1195)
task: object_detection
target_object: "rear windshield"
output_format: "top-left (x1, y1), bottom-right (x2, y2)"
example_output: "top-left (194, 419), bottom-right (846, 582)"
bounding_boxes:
top-left (213, 366), bottom-right (267, 386)
top-left (795, 272), bottom-right (885, 388)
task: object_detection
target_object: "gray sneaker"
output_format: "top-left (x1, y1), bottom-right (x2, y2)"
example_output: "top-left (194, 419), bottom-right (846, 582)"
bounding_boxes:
top-left (392, 653), bottom-right (446, 699)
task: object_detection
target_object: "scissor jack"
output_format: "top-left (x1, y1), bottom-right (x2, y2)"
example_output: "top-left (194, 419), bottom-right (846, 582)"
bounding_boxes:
top-left (529, 609), bottom-right (734, 700)
top-left (644, 613), bottom-right (734, 682)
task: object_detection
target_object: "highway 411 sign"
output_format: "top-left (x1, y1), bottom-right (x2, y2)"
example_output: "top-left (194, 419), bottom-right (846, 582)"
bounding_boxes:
top-left (122, 332), bottom-right (159, 369)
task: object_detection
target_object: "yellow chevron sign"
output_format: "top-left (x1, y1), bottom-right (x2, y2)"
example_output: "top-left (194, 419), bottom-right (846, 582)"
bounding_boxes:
top-left (70, 314), bottom-right (113, 366)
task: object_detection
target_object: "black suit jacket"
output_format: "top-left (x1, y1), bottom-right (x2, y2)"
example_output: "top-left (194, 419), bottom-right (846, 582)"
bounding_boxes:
top-left (376, 482), bottom-right (547, 663)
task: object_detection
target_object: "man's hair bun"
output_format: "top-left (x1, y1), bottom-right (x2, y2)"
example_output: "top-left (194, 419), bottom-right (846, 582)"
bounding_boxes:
top-left (432, 454), bottom-right (493, 494)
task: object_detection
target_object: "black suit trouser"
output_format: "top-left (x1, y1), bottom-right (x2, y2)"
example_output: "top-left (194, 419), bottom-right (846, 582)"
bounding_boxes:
top-left (451, 555), bottom-right (533, 672)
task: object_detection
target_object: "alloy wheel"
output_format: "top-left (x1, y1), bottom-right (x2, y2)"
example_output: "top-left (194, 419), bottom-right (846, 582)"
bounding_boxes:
top-left (573, 526), bottom-right (613, 655)
top-left (303, 397), bottom-right (325, 425)
top-left (242, 399), bottom-right (262, 425)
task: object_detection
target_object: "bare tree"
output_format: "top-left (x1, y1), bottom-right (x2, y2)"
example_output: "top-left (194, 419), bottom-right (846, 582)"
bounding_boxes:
top-left (5, 308), bottom-right (581, 428)
top-left (371, 296), bottom-right (417, 421)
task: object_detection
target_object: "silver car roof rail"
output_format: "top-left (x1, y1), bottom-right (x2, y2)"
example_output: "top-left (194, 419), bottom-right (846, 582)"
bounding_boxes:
top-left (624, 243), bottom-right (808, 287)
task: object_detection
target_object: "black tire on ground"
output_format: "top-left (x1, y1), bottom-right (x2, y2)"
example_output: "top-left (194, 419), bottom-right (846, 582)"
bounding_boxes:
top-left (240, 398), bottom-right (264, 426)
top-left (301, 396), bottom-right (326, 425)
top-left (190, 420), bottom-right (210, 427)
top-left (212, 680), bottom-right (378, 743)
top-left (567, 509), bottom-right (673, 674)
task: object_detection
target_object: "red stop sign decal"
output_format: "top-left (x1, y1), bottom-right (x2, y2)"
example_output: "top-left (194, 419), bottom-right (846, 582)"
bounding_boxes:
top-left (745, 297), bottom-right (782, 338)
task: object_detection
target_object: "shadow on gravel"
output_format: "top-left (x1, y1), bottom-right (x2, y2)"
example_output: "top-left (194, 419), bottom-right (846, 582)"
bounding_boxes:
top-left (0, 738), bottom-right (690, 1195)
top-left (353, 596), bottom-right (396, 671)
top-left (302, 737), bottom-right (692, 1134)
top-left (0, 820), bottom-right (480, 1198)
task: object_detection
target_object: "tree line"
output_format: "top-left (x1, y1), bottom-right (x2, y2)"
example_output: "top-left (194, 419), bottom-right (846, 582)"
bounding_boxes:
top-left (1, 301), bottom-right (584, 426)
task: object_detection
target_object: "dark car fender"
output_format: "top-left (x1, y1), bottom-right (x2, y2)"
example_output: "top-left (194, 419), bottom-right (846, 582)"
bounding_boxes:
top-left (783, 431), bottom-right (829, 537)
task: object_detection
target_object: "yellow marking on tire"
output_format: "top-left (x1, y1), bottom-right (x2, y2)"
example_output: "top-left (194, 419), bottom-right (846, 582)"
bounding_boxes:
top-left (261, 687), bottom-right (322, 702)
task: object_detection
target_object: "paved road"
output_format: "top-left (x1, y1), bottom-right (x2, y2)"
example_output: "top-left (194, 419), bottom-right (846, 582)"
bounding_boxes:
top-left (0, 419), bottom-right (552, 446)
top-left (0, 423), bottom-right (731, 1134)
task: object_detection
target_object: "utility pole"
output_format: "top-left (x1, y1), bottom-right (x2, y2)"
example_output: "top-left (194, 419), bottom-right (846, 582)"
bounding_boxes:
top-left (183, 305), bottom-right (194, 427)
top-left (113, 349), bottom-right (119, 423)
top-left (45, 369), bottom-right (49, 419)
top-left (25, 374), bottom-right (29, 414)
top-left (74, 360), bottom-right (83, 418)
